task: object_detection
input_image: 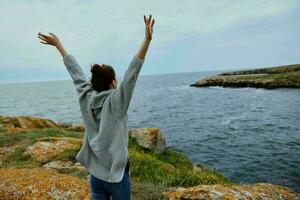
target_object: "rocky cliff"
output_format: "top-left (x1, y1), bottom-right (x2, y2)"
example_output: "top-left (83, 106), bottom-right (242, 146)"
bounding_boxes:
top-left (0, 115), bottom-right (299, 199)
top-left (191, 64), bottom-right (300, 89)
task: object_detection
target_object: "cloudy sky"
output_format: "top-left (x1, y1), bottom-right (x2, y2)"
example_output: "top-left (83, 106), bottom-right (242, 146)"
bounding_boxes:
top-left (0, 0), bottom-right (299, 84)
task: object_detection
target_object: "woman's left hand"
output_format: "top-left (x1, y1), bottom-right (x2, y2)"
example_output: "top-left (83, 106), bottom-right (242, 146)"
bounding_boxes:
top-left (144, 14), bottom-right (155, 41)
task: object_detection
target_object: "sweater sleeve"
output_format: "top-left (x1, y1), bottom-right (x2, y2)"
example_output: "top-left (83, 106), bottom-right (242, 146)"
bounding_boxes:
top-left (63, 54), bottom-right (93, 106)
top-left (110, 54), bottom-right (145, 118)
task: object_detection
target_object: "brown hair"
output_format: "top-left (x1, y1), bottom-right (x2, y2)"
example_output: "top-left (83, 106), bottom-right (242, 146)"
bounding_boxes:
top-left (90, 63), bottom-right (116, 93)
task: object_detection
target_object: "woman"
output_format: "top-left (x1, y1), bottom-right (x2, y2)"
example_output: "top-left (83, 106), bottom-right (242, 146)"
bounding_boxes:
top-left (37, 14), bottom-right (155, 200)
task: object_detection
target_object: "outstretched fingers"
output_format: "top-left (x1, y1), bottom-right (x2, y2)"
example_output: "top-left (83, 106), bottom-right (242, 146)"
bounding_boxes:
top-left (49, 32), bottom-right (57, 38)
top-left (148, 14), bottom-right (152, 25)
top-left (40, 41), bottom-right (48, 45)
top-left (144, 14), bottom-right (154, 26)
top-left (38, 32), bottom-right (49, 38)
top-left (151, 19), bottom-right (155, 27)
top-left (38, 35), bottom-right (46, 41)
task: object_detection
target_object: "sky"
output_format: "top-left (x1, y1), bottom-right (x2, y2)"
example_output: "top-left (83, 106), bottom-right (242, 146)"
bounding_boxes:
top-left (0, 0), bottom-right (300, 84)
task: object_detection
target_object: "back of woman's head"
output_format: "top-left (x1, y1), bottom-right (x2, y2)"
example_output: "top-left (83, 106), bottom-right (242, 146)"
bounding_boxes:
top-left (90, 63), bottom-right (116, 93)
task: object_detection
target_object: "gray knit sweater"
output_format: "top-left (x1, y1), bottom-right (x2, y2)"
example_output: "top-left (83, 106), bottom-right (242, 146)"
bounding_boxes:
top-left (63, 53), bottom-right (145, 182)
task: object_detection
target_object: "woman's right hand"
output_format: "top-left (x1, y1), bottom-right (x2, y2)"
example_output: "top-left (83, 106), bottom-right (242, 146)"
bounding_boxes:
top-left (38, 32), bottom-right (67, 57)
top-left (38, 32), bottom-right (61, 47)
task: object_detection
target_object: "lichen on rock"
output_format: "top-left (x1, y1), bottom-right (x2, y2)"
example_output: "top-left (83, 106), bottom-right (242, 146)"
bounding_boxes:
top-left (0, 168), bottom-right (91, 199)
top-left (129, 128), bottom-right (166, 154)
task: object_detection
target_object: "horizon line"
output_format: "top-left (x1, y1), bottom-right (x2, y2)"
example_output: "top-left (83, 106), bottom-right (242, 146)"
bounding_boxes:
top-left (1, 62), bottom-right (299, 85)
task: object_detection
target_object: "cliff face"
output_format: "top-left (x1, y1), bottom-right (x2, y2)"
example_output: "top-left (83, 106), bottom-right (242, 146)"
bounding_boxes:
top-left (191, 64), bottom-right (300, 89)
top-left (0, 115), bottom-right (299, 199)
top-left (163, 183), bottom-right (299, 200)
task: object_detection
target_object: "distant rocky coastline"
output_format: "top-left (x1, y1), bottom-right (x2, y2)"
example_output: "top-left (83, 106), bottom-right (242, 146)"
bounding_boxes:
top-left (191, 64), bottom-right (300, 89)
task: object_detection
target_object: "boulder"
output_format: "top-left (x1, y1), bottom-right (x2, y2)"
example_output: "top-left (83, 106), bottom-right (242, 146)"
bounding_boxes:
top-left (0, 168), bottom-right (90, 199)
top-left (163, 183), bottom-right (299, 200)
top-left (43, 160), bottom-right (85, 173)
top-left (0, 115), bottom-right (59, 133)
top-left (65, 124), bottom-right (85, 132)
top-left (128, 128), bottom-right (166, 154)
top-left (25, 139), bottom-right (79, 162)
top-left (57, 121), bottom-right (85, 132)
top-left (0, 115), bottom-right (85, 133)
top-left (56, 121), bottom-right (73, 128)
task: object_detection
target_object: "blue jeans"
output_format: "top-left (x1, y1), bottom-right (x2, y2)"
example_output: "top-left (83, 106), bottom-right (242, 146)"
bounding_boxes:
top-left (90, 158), bottom-right (131, 200)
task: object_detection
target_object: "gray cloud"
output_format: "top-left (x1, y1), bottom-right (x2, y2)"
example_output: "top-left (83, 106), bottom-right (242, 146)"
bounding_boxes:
top-left (0, 0), bottom-right (298, 83)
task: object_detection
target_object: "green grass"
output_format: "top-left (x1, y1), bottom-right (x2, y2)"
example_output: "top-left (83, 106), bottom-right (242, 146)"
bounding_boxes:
top-left (4, 144), bottom-right (81, 167)
top-left (127, 136), bottom-right (232, 199)
top-left (129, 136), bottom-right (194, 169)
top-left (65, 168), bottom-right (90, 179)
top-left (128, 136), bottom-right (232, 188)
top-left (48, 147), bottom-right (80, 162)
top-left (0, 128), bottom-right (83, 147)
top-left (5, 146), bottom-right (37, 167)
top-left (131, 177), bottom-right (169, 200)
top-left (0, 127), bottom-right (83, 167)
top-left (0, 116), bottom-right (21, 127)
top-left (10, 118), bottom-right (21, 127)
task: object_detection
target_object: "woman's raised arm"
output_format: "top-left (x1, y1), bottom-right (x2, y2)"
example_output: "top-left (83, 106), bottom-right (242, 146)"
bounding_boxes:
top-left (110, 14), bottom-right (155, 118)
top-left (37, 32), bottom-right (92, 107)
top-left (136, 14), bottom-right (155, 60)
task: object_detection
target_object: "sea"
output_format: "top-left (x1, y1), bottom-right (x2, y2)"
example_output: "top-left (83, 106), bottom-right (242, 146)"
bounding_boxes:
top-left (0, 71), bottom-right (299, 192)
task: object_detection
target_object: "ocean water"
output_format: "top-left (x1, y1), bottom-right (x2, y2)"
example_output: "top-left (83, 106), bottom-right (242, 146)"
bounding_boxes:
top-left (0, 71), bottom-right (299, 192)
